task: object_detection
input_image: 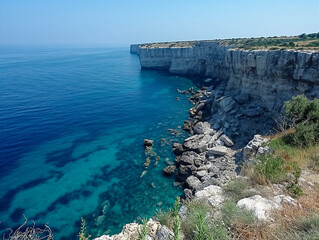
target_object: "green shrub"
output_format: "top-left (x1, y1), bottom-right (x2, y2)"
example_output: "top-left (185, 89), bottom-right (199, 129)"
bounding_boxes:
top-left (252, 155), bottom-right (301, 185)
top-left (154, 209), bottom-right (174, 229)
top-left (284, 95), bottom-right (319, 146)
top-left (255, 155), bottom-right (287, 183)
top-left (286, 183), bottom-right (303, 198)
top-left (224, 178), bottom-right (250, 201)
top-left (171, 197), bottom-right (181, 240)
top-left (221, 200), bottom-right (255, 227)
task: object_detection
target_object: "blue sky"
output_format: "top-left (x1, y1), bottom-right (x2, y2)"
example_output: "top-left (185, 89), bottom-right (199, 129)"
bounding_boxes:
top-left (0, 0), bottom-right (318, 46)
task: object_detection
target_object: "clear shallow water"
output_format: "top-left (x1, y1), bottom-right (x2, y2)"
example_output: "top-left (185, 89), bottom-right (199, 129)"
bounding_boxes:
top-left (0, 47), bottom-right (195, 239)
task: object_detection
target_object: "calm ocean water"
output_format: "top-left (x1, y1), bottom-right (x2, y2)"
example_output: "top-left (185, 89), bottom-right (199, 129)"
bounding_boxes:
top-left (0, 47), bottom-right (195, 239)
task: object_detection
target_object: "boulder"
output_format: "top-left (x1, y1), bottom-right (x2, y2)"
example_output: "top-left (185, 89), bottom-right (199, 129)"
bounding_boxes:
top-left (194, 121), bottom-right (211, 134)
top-left (273, 195), bottom-right (299, 207)
top-left (189, 87), bottom-right (195, 94)
top-left (183, 120), bottom-right (194, 132)
top-left (195, 170), bottom-right (209, 179)
top-left (94, 219), bottom-right (161, 240)
top-left (177, 165), bottom-right (193, 181)
top-left (172, 142), bottom-right (184, 155)
top-left (157, 225), bottom-right (174, 240)
top-left (235, 93), bottom-right (249, 105)
top-left (186, 176), bottom-right (201, 190)
top-left (219, 134), bottom-right (234, 147)
top-left (163, 165), bottom-right (176, 176)
top-left (242, 107), bottom-right (263, 117)
top-left (243, 135), bottom-right (270, 159)
top-left (179, 206), bottom-right (188, 220)
top-left (144, 139), bottom-right (154, 147)
top-left (179, 151), bottom-right (197, 165)
top-left (207, 146), bottom-right (228, 156)
top-left (195, 185), bottom-right (224, 208)
top-left (183, 134), bottom-right (208, 153)
top-left (184, 188), bottom-right (193, 199)
top-left (237, 195), bottom-right (280, 221)
top-left (219, 96), bottom-right (236, 112)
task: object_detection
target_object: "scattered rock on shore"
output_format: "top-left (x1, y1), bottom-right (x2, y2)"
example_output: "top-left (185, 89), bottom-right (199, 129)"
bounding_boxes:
top-left (163, 165), bottom-right (176, 176)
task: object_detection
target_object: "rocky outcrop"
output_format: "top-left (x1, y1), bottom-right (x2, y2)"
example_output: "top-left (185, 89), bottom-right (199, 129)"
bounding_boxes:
top-left (243, 134), bottom-right (271, 160)
top-left (94, 219), bottom-right (173, 240)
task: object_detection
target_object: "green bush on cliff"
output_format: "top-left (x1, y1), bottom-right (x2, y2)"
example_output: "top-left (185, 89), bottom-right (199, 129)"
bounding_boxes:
top-left (284, 95), bottom-right (319, 146)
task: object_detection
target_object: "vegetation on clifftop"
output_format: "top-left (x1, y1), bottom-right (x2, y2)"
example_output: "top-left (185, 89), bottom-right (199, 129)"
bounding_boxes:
top-left (140, 32), bottom-right (319, 51)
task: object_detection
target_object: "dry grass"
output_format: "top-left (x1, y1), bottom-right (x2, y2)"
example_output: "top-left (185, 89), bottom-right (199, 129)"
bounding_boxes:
top-left (268, 131), bottom-right (319, 172)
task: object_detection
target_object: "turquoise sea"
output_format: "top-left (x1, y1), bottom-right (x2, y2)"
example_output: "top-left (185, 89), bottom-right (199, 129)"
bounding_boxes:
top-left (0, 47), bottom-right (195, 239)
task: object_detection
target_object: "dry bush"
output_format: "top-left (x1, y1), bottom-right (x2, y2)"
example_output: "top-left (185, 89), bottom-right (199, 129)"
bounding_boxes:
top-left (2, 215), bottom-right (53, 240)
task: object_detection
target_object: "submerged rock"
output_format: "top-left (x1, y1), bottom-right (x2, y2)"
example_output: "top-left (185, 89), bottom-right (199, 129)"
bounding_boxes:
top-left (144, 139), bottom-right (154, 147)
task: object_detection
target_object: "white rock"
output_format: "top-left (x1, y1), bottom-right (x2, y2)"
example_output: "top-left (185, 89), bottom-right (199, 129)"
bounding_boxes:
top-left (194, 121), bottom-right (211, 134)
top-left (195, 189), bottom-right (211, 198)
top-left (208, 195), bottom-right (224, 208)
top-left (237, 195), bottom-right (280, 221)
top-left (94, 219), bottom-right (160, 240)
top-left (273, 195), bottom-right (299, 207)
top-left (186, 176), bottom-right (201, 189)
top-left (204, 185), bottom-right (223, 195)
top-left (195, 185), bottom-right (224, 208)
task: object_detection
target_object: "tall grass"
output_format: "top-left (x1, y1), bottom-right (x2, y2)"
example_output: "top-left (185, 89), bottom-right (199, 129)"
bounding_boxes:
top-left (79, 218), bottom-right (90, 240)
top-left (137, 218), bottom-right (148, 240)
top-left (182, 199), bottom-right (228, 240)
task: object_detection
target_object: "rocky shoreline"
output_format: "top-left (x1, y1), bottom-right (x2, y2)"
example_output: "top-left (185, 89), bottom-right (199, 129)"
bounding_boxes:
top-left (94, 43), bottom-right (319, 239)
top-left (94, 78), bottom-right (278, 240)
top-left (167, 80), bottom-right (274, 200)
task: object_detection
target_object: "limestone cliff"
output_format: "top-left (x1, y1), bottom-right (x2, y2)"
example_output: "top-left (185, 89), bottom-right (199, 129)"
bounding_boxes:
top-left (134, 42), bottom-right (319, 112)
top-left (130, 44), bottom-right (141, 55)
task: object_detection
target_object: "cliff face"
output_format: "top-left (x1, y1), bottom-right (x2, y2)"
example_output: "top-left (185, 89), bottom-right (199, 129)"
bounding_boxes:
top-left (130, 44), bottom-right (141, 55)
top-left (136, 42), bottom-right (319, 112)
